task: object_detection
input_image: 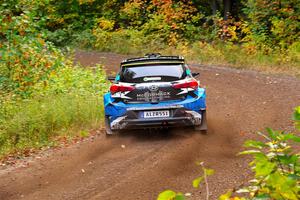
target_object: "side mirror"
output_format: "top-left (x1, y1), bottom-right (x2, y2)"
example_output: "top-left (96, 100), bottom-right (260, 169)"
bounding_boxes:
top-left (192, 72), bottom-right (200, 77)
top-left (107, 76), bottom-right (116, 81)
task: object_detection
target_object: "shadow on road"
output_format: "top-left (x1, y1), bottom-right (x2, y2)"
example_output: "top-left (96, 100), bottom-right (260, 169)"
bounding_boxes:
top-left (107, 126), bottom-right (203, 142)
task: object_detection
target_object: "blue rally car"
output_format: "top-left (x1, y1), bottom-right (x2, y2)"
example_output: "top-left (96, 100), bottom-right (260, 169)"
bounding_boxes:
top-left (103, 53), bottom-right (207, 135)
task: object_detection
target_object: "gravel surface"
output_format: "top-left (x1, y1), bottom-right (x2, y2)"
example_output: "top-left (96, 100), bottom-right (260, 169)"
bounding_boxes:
top-left (0, 51), bottom-right (299, 200)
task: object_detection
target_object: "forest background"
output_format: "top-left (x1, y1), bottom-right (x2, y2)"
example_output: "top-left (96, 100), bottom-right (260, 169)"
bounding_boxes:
top-left (2, 0), bottom-right (299, 73)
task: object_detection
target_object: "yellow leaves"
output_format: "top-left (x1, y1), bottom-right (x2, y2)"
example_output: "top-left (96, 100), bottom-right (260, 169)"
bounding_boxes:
top-left (150, 0), bottom-right (197, 31)
top-left (157, 190), bottom-right (185, 200)
top-left (3, 40), bottom-right (62, 95)
top-left (242, 43), bottom-right (257, 55)
top-left (78, 0), bottom-right (96, 5)
top-left (122, 0), bottom-right (143, 18)
top-left (22, 14), bottom-right (29, 20)
top-left (50, 71), bottom-right (56, 77)
top-left (227, 25), bottom-right (238, 41)
top-left (217, 19), bottom-right (251, 43)
top-left (57, 18), bottom-right (64, 24)
top-left (176, 42), bottom-right (190, 57)
top-left (97, 18), bottom-right (115, 31)
top-left (168, 32), bottom-right (179, 46)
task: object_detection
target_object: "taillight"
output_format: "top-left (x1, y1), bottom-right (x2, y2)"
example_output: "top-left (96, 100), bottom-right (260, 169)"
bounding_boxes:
top-left (110, 84), bottom-right (135, 94)
top-left (172, 80), bottom-right (199, 90)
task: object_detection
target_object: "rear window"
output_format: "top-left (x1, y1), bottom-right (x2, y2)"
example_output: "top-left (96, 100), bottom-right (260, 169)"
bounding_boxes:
top-left (120, 64), bottom-right (186, 83)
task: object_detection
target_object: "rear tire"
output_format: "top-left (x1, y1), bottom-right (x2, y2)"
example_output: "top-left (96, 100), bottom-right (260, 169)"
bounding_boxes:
top-left (105, 116), bottom-right (118, 136)
top-left (194, 110), bottom-right (207, 134)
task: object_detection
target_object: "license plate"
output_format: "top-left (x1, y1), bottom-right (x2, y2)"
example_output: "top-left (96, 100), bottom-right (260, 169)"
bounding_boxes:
top-left (143, 110), bottom-right (170, 118)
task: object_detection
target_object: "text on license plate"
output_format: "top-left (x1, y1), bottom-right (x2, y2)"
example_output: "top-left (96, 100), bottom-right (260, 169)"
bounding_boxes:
top-left (143, 110), bottom-right (170, 118)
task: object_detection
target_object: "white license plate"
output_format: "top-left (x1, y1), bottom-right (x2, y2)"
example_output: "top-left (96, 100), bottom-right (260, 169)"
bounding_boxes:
top-left (143, 110), bottom-right (170, 118)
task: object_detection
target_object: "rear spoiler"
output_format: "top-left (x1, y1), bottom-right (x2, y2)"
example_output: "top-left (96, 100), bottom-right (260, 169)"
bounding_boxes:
top-left (121, 54), bottom-right (185, 67)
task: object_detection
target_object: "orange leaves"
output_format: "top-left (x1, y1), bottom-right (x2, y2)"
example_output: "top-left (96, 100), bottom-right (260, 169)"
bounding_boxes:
top-left (216, 18), bottom-right (250, 43)
top-left (19, 30), bottom-right (26, 36)
top-left (23, 52), bottom-right (30, 60)
top-left (2, 36), bottom-right (60, 96)
top-left (171, 23), bottom-right (178, 29)
top-left (142, 0), bottom-right (198, 43)
top-left (150, 0), bottom-right (196, 24)
top-left (45, 62), bottom-right (51, 69)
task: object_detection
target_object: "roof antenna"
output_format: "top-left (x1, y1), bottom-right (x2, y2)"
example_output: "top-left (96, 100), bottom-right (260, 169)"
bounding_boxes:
top-left (145, 53), bottom-right (161, 58)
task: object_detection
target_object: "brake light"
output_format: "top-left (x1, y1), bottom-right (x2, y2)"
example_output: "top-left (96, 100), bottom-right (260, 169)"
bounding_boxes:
top-left (110, 84), bottom-right (135, 94)
top-left (172, 80), bottom-right (199, 90)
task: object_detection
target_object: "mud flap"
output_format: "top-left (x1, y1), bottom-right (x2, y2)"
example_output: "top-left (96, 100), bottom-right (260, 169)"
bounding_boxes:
top-left (200, 110), bottom-right (207, 130)
top-left (105, 116), bottom-right (118, 135)
top-left (194, 110), bottom-right (207, 132)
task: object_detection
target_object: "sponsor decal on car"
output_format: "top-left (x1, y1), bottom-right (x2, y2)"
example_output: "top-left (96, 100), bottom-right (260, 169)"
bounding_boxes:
top-left (136, 91), bottom-right (171, 101)
top-left (143, 77), bottom-right (162, 81)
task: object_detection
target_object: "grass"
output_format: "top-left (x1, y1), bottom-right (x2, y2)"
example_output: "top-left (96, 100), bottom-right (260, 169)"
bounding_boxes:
top-left (0, 63), bottom-right (109, 159)
top-left (182, 42), bottom-right (300, 76)
top-left (0, 93), bottom-right (103, 157)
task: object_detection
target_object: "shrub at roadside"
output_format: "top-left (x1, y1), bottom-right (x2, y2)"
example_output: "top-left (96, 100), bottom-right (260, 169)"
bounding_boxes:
top-left (0, 65), bottom-right (108, 157)
top-left (90, 1), bottom-right (299, 75)
top-left (0, 7), bottom-right (109, 158)
top-left (92, 27), bottom-right (300, 75)
top-left (158, 106), bottom-right (300, 200)
top-left (0, 6), bottom-right (63, 97)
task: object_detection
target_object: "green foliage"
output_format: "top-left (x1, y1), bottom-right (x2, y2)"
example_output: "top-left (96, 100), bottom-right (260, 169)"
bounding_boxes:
top-left (88, 0), bottom-right (300, 74)
top-left (243, 0), bottom-right (300, 49)
top-left (0, 4), bottom-right (63, 97)
top-left (157, 162), bottom-right (214, 200)
top-left (218, 190), bottom-right (235, 200)
top-left (0, 1), bottom-right (109, 158)
top-left (92, 28), bottom-right (166, 54)
top-left (2, 1), bottom-right (299, 72)
top-left (222, 108), bottom-right (300, 200)
top-left (33, 64), bottom-right (108, 96)
top-left (158, 108), bottom-right (300, 200)
top-left (91, 32), bottom-right (300, 75)
top-left (293, 106), bottom-right (300, 130)
top-left (157, 190), bottom-right (185, 200)
top-left (0, 63), bottom-right (108, 157)
top-left (0, 94), bottom-right (99, 155)
top-left (192, 162), bottom-right (214, 190)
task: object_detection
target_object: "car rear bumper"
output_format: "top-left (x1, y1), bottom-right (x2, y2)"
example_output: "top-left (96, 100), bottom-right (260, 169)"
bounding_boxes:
top-left (104, 89), bottom-right (206, 130)
top-left (110, 107), bottom-right (204, 130)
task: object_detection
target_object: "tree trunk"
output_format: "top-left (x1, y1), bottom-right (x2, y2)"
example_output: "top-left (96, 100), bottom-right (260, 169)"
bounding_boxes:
top-left (223, 0), bottom-right (231, 20)
top-left (210, 0), bottom-right (218, 15)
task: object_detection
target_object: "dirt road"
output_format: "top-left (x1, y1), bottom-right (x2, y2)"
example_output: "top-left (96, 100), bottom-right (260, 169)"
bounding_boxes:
top-left (0, 51), bottom-right (299, 200)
